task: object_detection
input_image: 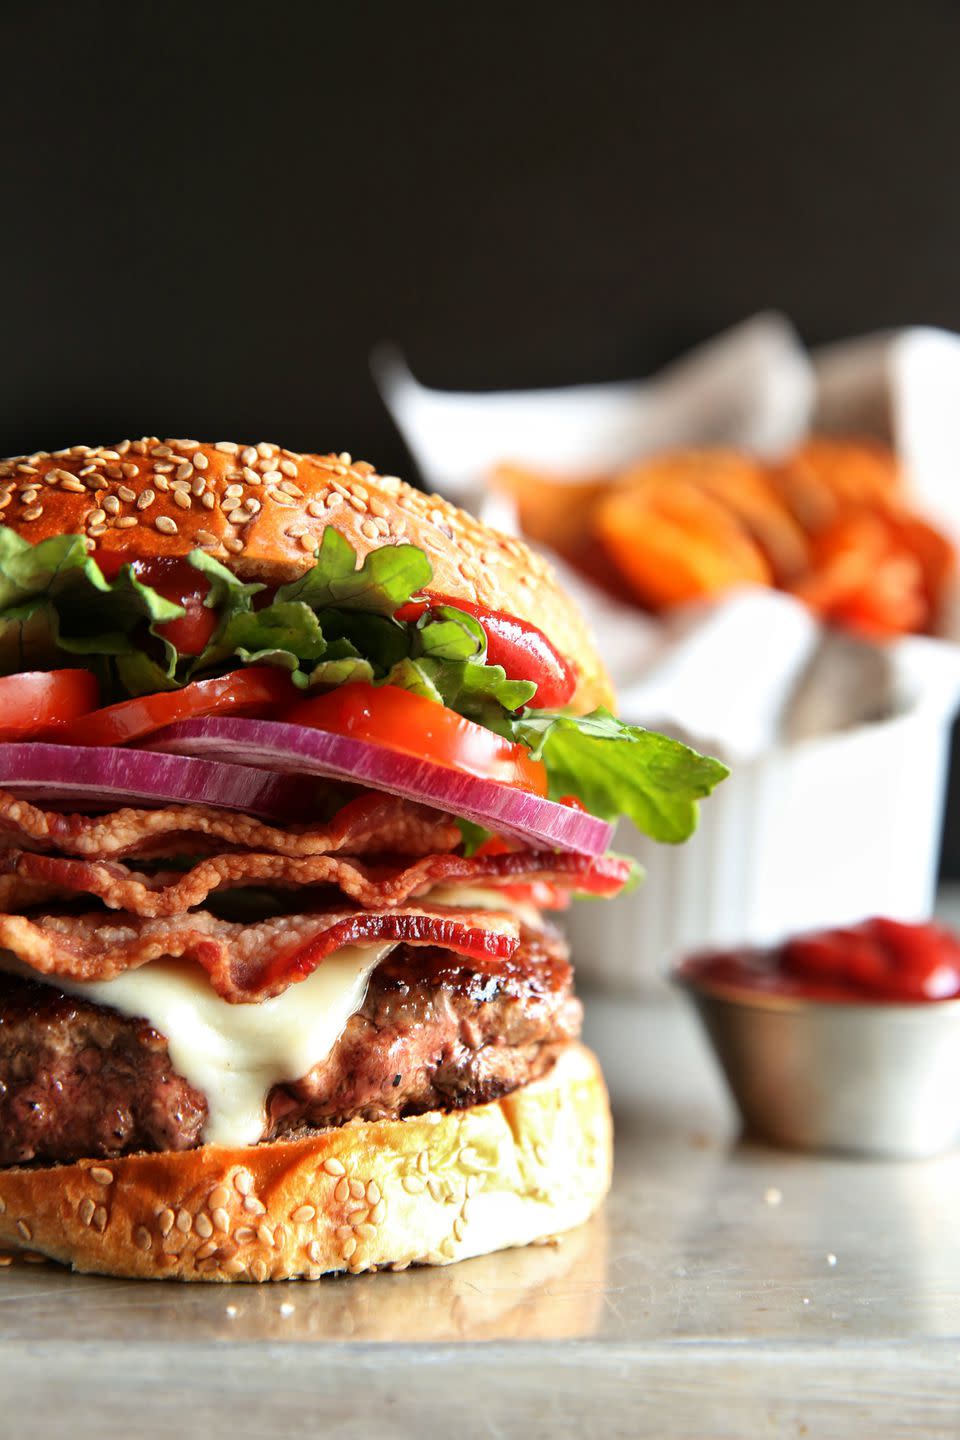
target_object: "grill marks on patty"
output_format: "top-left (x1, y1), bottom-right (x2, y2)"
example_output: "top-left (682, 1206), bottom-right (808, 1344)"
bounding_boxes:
top-left (0, 937), bottom-right (579, 1166)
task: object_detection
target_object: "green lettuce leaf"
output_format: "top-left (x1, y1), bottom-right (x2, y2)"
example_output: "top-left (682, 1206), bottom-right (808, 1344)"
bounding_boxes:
top-left (511, 708), bottom-right (729, 843)
top-left (276, 530), bottom-right (431, 615)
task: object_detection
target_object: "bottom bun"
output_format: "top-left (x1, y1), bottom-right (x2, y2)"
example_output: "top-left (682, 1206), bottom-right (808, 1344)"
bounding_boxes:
top-left (0, 1043), bottom-right (611, 1282)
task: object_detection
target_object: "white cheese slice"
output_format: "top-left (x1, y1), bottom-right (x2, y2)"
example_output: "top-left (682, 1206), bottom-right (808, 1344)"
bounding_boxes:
top-left (425, 883), bottom-right (543, 932)
top-left (10, 943), bottom-right (395, 1148)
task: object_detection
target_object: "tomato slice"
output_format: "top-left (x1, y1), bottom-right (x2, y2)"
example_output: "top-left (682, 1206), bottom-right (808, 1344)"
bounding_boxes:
top-left (284, 683), bottom-right (549, 795)
top-left (94, 553), bottom-right (218, 656)
top-left (0, 670), bottom-right (101, 741)
top-left (60, 668), bottom-right (297, 747)
top-left (395, 593), bottom-right (576, 709)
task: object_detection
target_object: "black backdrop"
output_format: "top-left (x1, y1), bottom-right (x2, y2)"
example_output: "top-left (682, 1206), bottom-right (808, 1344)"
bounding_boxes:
top-left (4, 0), bottom-right (960, 868)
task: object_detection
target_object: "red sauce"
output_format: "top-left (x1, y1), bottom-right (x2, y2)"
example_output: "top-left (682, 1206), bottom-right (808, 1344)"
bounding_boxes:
top-left (679, 918), bottom-right (960, 1004)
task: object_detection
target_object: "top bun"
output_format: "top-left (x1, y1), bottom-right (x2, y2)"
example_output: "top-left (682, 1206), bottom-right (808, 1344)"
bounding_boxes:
top-left (0, 439), bottom-right (612, 712)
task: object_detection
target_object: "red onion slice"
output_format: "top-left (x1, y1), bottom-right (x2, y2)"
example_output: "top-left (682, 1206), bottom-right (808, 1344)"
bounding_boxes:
top-left (149, 717), bottom-right (614, 856)
top-left (0, 744), bottom-right (327, 821)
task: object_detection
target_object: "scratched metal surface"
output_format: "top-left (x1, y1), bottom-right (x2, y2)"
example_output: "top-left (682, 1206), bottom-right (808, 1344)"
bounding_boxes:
top-left (0, 991), bottom-right (958, 1436)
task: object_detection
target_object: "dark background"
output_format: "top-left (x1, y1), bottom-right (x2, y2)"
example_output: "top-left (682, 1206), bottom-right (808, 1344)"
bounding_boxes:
top-left (4, 0), bottom-right (960, 868)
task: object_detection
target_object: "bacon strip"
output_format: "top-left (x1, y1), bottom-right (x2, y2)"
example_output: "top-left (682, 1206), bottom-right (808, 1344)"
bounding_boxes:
top-left (0, 906), bottom-right (521, 1003)
top-left (0, 790), bottom-right (460, 861)
top-left (0, 848), bottom-right (631, 917)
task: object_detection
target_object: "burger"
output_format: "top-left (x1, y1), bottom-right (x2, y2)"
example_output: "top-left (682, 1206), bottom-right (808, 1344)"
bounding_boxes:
top-left (0, 439), bottom-right (725, 1281)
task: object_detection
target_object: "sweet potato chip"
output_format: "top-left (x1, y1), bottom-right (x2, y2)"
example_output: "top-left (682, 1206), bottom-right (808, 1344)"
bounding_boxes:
top-left (594, 478), bottom-right (772, 609)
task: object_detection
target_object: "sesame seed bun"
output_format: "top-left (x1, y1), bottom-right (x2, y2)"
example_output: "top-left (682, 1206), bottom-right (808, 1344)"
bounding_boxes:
top-left (0, 1043), bottom-right (610, 1282)
top-left (0, 439), bottom-right (613, 713)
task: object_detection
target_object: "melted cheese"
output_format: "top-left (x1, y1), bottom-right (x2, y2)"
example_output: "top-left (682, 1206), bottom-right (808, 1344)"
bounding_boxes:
top-left (425, 883), bottom-right (543, 932)
top-left (17, 944), bottom-right (395, 1148)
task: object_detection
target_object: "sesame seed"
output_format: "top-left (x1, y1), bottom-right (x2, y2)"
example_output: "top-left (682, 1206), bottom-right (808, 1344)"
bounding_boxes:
top-left (155, 515), bottom-right (178, 535)
top-left (326, 492), bottom-right (344, 509)
top-left (291, 1205), bottom-right (316, 1224)
top-left (279, 479), bottom-right (303, 497)
top-left (151, 444), bottom-right (174, 458)
top-left (90, 1166), bottom-right (114, 1186)
top-left (369, 497), bottom-right (388, 518)
top-left (121, 462), bottom-right (139, 478)
top-left (298, 533), bottom-right (316, 553)
top-left (0, 496), bottom-right (10, 511)
top-left (237, 467), bottom-right (256, 487)
top-left (135, 1226), bottom-right (152, 1251)
top-left (402, 1175), bottom-right (425, 1195)
top-left (158, 1207), bottom-right (175, 1236)
top-left (100, 450), bottom-right (121, 461)
top-left (257, 442), bottom-right (275, 459)
top-left (191, 476), bottom-right (206, 497)
top-left (136, 489), bottom-right (155, 510)
top-left (453, 1217), bottom-right (465, 1241)
top-left (176, 1208), bottom-right (192, 1233)
top-left (173, 491), bottom-right (191, 510)
top-left (19, 487), bottom-right (39, 503)
top-left (370, 1200), bottom-right (386, 1225)
top-left (208, 1186), bottom-right (230, 1209)
top-left (216, 441), bottom-right (239, 454)
top-left (196, 1242), bottom-right (218, 1261)
top-left (223, 1259), bottom-right (247, 1277)
top-left (240, 447), bottom-right (258, 467)
top-left (170, 478), bottom-right (191, 492)
top-left (261, 469), bottom-right (282, 484)
top-left (417, 1151), bottom-right (430, 1175)
top-left (117, 485), bottom-right (136, 503)
top-left (323, 1158), bottom-right (346, 1176)
top-left (60, 477), bottom-right (87, 494)
top-left (306, 501), bottom-right (324, 518)
top-left (212, 1208), bottom-right (230, 1233)
top-left (201, 492), bottom-right (216, 510)
top-left (233, 1226), bottom-right (255, 1245)
top-left (116, 440), bottom-right (131, 455)
top-left (224, 483), bottom-right (244, 500)
top-left (334, 1178), bottom-right (350, 1204)
top-left (154, 475), bottom-right (170, 491)
top-left (16, 1220), bottom-right (32, 1241)
top-left (87, 508), bottom-right (107, 527)
top-left (194, 1213), bottom-right (213, 1239)
top-left (193, 451), bottom-right (209, 470)
top-left (16, 464), bottom-right (38, 475)
top-left (250, 1259), bottom-right (269, 1282)
top-left (224, 536), bottom-right (244, 553)
top-left (279, 459), bottom-right (298, 477)
top-left (101, 495), bottom-right (120, 516)
top-left (176, 462), bottom-right (194, 482)
top-left (356, 1222), bottom-right (377, 1241)
top-left (153, 461), bottom-right (175, 474)
top-left (257, 1223), bottom-right (275, 1248)
top-left (342, 1238), bottom-right (357, 1260)
top-left (93, 1206), bottom-right (108, 1232)
top-left (339, 452), bottom-right (352, 465)
top-left (427, 1179), bottom-right (443, 1203)
top-left (365, 1180), bottom-right (381, 1205)
top-left (360, 519), bottom-right (379, 540)
top-left (348, 1179), bottom-right (365, 1201)
top-left (195, 529), bottom-right (217, 547)
top-left (243, 1194), bottom-right (266, 1215)
top-left (22, 504), bottom-right (43, 522)
top-left (234, 1169), bottom-right (254, 1195)
top-left (348, 496), bottom-right (366, 513)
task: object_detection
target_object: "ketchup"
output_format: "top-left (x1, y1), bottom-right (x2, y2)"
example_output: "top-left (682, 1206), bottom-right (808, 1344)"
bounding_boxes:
top-left (395, 593), bottom-right (576, 708)
top-left (93, 553), bottom-right (217, 655)
top-left (679, 918), bottom-right (960, 1004)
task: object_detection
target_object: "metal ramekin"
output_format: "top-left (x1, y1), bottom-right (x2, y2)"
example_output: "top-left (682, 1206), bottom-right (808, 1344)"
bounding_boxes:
top-left (675, 972), bottom-right (960, 1158)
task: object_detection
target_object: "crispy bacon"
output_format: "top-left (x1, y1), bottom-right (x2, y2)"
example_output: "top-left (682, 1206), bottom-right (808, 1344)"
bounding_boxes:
top-left (0, 906), bottom-right (522, 1003)
top-left (0, 848), bottom-right (631, 917)
top-left (0, 790), bottom-right (460, 861)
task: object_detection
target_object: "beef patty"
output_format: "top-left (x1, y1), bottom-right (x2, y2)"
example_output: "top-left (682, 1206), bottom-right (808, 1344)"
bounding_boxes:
top-left (0, 936), bottom-right (580, 1166)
